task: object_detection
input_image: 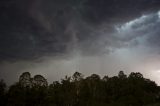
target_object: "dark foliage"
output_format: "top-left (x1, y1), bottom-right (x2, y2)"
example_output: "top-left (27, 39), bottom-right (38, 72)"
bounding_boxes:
top-left (1, 71), bottom-right (160, 106)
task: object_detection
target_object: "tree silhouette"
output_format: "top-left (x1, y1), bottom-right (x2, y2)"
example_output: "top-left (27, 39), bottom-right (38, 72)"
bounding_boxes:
top-left (1, 71), bottom-right (160, 106)
top-left (0, 79), bottom-right (6, 106)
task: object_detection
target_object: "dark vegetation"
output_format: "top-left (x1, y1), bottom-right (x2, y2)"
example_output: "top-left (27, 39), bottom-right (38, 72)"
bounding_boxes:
top-left (1, 71), bottom-right (160, 106)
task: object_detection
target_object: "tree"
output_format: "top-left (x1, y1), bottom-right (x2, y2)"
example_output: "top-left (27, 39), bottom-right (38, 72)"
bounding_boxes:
top-left (129, 72), bottom-right (143, 79)
top-left (19, 72), bottom-right (32, 87)
top-left (72, 72), bottom-right (84, 81)
top-left (3, 71), bottom-right (160, 106)
top-left (118, 71), bottom-right (127, 79)
top-left (0, 79), bottom-right (6, 106)
top-left (102, 75), bottom-right (109, 82)
top-left (7, 82), bottom-right (26, 106)
top-left (33, 75), bottom-right (48, 87)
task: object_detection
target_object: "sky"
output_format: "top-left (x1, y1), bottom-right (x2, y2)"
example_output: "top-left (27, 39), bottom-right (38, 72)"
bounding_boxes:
top-left (0, 0), bottom-right (160, 85)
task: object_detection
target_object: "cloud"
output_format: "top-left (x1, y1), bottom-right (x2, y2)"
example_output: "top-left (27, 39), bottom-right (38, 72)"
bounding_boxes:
top-left (0, 0), bottom-right (160, 62)
top-left (114, 10), bottom-right (160, 50)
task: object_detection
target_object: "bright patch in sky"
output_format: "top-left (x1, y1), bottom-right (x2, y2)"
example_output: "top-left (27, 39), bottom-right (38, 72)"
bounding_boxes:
top-left (155, 70), bottom-right (160, 73)
top-left (116, 15), bottom-right (147, 32)
top-left (158, 11), bottom-right (160, 18)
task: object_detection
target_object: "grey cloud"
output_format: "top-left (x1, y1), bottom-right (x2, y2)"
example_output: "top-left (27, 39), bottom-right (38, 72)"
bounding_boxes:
top-left (114, 11), bottom-right (160, 49)
top-left (0, 0), bottom-right (160, 62)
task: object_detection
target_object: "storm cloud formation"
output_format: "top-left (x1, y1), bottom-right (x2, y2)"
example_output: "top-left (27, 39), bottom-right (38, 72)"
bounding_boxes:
top-left (0, 0), bottom-right (160, 61)
top-left (0, 0), bottom-right (160, 85)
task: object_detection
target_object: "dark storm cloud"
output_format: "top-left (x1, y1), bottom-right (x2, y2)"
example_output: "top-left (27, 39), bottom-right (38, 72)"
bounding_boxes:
top-left (0, 0), bottom-right (160, 61)
top-left (115, 11), bottom-right (160, 50)
top-left (145, 13), bottom-right (160, 52)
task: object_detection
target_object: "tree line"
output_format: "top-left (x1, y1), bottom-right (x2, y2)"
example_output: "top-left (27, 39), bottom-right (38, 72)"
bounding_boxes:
top-left (0, 71), bottom-right (160, 106)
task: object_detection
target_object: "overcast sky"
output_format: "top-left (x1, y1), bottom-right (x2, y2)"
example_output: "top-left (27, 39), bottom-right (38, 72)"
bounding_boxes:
top-left (0, 0), bottom-right (160, 85)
